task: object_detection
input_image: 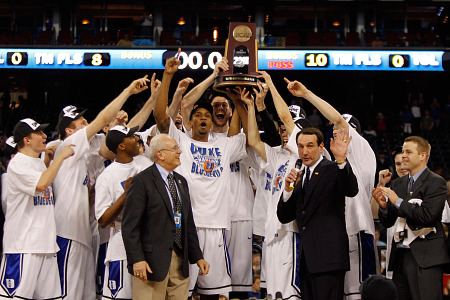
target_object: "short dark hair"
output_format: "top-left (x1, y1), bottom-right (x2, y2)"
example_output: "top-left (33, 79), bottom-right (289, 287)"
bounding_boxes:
top-left (296, 127), bottom-right (324, 146)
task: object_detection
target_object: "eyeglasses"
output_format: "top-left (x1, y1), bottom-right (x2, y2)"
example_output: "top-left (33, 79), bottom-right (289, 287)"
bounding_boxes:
top-left (160, 145), bottom-right (181, 152)
top-left (212, 103), bottom-right (229, 109)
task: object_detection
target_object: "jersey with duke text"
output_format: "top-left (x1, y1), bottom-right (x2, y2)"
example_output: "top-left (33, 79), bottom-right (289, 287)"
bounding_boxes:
top-left (166, 119), bottom-right (247, 229)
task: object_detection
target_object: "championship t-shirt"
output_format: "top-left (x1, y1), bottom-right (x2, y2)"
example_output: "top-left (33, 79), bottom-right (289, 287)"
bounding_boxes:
top-left (212, 132), bottom-right (254, 222)
top-left (166, 119), bottom-right (247, 228)
top-left (95, 156), bottom-right (152, 262)
top-left (4, 153), bottom-right (59, 253)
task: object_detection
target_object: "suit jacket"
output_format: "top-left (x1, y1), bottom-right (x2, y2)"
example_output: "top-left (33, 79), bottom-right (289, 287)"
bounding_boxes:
top-left (277, 158), bottom-right (359, 274)
top-left (122, 164), bottom-right (203, 281)
top-left (378, 167), bottom-right (449, 270)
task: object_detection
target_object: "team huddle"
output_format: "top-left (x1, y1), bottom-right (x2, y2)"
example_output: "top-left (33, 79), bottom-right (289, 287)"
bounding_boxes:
top-left (0, 53), bottom-right (446, 300)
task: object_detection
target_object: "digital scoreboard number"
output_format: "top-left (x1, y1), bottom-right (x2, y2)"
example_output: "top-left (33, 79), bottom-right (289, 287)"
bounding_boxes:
top-left (162, 50), bottom-right (223, 70)
top-left (7, 52), bottom-right (28, 66)
top-left (83, 53), bottom-right (111, 66)
top-left (305, 53), bottom-right (329, 68)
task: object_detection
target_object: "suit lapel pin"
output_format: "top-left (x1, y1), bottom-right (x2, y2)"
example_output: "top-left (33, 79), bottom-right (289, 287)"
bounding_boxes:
top-left (178, 180), bottom-right (181, 184)
top-left (314, 172), bottom-right (319, 175)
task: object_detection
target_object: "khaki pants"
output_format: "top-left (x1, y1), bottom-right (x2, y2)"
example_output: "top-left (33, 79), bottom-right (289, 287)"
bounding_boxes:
top-left (132, 250), bottom-right (189, 300)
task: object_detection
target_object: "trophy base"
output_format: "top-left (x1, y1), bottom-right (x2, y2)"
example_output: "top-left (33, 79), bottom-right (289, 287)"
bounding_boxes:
top-left (213, 74), bottom-right (259, 92)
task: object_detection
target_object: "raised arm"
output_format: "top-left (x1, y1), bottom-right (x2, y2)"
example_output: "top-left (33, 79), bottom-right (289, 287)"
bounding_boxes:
top-left (154, 55), bottom-right (181, 134)
top-left (87, 76), bottom-right (150, 140)
top-left (284, 78), bottom-right (348, 130)
top-left (240, 88), bottom-right (266, 162)
top-left (168, 77), bottom-right (194, 123)
top-left (258, 71), bottom-right (295, 136)
top-left (128, 73), bottom-right (161, 130)
top-left (36, 145), bottom-right (74, 192)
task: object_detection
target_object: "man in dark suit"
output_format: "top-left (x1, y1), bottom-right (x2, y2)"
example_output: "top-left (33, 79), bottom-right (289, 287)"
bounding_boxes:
top-left (277, 127), bottom-right (359, 300)
top-left (122, 133), bottom-right (209, 299)
top-left (373, 136), bottom-right (449, 300)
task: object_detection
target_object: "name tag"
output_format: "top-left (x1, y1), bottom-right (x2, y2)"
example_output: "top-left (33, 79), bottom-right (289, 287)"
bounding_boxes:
top-left (174, 212), bottom-right (182, 228)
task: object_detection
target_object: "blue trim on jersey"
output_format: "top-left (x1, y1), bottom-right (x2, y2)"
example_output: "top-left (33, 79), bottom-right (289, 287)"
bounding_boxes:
top-left (107, 260), bottom-right (124, 298)
top-left (292, 233), bottom-right (301, 294)
top-left (96, 242), bottom-right (108, 295)
top-left (359, 231), bottom-right (376, 282)
top-left (222, 229), bottom-right (232, 277)
top-left (1, 254), bottom-right (22, 296)
top-left (56, 236), bottom-right (72, 298)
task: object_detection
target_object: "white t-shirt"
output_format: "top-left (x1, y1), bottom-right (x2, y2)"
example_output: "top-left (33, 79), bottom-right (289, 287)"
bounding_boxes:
top-left (53, 127), bottom-right (92, 248)
top-left (343, 129), bottom-right (376, 236)
top-left (212, 132), bottom-right (254, 222)
top-left (166, 119), bottom-right (247, 228)
top-left (95, 156), bottom-right (152, 262)
top-left (1, 172), bottom-right (9, 214)
top-left (3, 152), bottom-right (59, 253)
top-left (87, 133), bottom-right (112, 244)
top-left (260, 145), bottom-right (298, 245)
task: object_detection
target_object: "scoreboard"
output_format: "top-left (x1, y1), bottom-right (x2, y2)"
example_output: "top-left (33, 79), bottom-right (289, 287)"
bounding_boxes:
top-left (0, 47), bottom-right (448, 72)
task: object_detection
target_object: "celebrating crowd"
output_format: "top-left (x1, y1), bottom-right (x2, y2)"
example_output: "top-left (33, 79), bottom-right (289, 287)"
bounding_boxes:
top-left (0, 51), bottom-right (448, 300)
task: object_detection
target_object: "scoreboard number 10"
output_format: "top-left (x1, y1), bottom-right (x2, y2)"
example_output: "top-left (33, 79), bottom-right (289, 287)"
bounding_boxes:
top-left (305, 53), bottom-right (329, 68)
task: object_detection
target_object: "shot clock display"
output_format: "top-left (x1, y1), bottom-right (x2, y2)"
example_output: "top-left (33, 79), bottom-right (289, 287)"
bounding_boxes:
top-left (0, 48), bottom-right (448, 72)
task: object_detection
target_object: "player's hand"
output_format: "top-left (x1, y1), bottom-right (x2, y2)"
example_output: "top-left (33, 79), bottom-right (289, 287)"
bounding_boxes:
top-left (253, 82), bottom-right (268, 112)
top-left (115, 110), bottom-right (129, 126)
top-left (175, 77), bottom-right (194, 96)
top-left (133, 261), bottom-right (152, 281)
top-left (257, 71), bottom-right (273, 85)
top-left (124, 177), bottom-right (133, 191)
top-left (44, 144), bottom-right (58, 164)
top-left (285, 168), bottom-right (301, 192)
top-left (224, 87), bottom-right (241, 103)
top-left (59, 144), bottom-right (75, 159)
top-left (165, 49), bottom-right (181, 75)
top-left (214, 57), bottom-right (229, 75)
top-left (330, 128), bottom-right (351, 163)
top-left (126, 75), bottom-right (150, 95)
top-left (372, 187), bottom-right (387, 209)
top-left (150, 73), bottom-right (161, 96)
top-left (238, 87), bottom-right (254, 107)
top-left (378, 169), bottom-right (392, 187)
top-left (197, 259), bottom-right (210, 276)
top-left (284, 78), bottom-right (310, 98)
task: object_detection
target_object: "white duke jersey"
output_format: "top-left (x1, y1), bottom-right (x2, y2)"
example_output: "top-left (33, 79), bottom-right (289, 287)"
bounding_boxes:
top-left (166, 119), bottom-right (247, 228)
top-left (4, 153), bottom-right (59, 253)
top-left (211, 132), bottom-right (254, 222)
top-left (95, 157), bottom-right (152, 262)
top-left (53, 127), bottom-right (92, 249)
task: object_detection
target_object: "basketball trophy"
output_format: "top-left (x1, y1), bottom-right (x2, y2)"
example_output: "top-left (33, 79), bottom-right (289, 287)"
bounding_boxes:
top-left (213, 22), bottom-right (259, 92)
